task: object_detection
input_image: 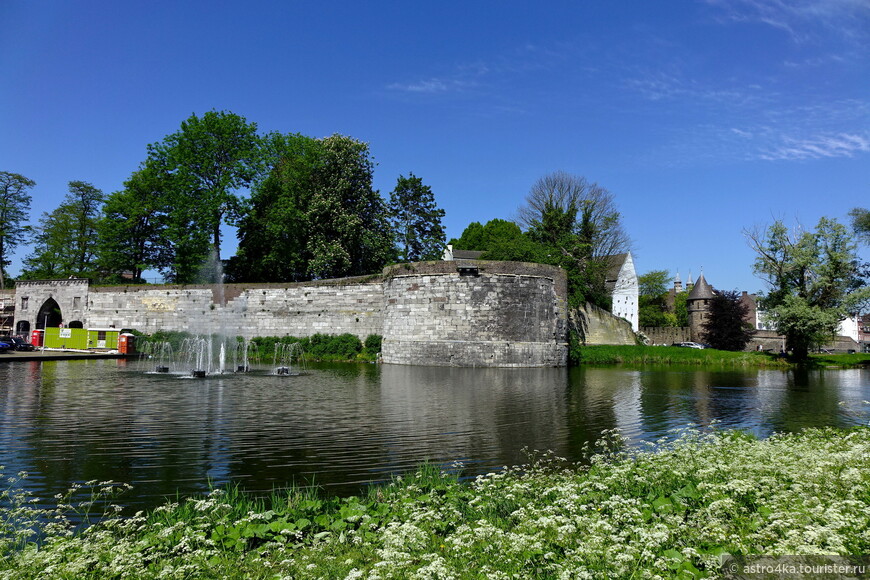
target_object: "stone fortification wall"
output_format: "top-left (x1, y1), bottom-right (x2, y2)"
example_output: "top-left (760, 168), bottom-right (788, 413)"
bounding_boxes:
top-left (381, 261), bottom-right (568, 367)
top-left (86, 277), bottom-right (384, 340)
top-left (640, 326), bottom-right (692, 346)
top-left (576, 303), bottom-right (636, 346)
top-left (13, 261), bottom-right (571, 367)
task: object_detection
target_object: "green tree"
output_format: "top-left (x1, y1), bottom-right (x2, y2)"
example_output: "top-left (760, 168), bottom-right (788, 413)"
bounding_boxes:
top-left (388, 173), bottom-right (446, 262)
top-left (231, 134), bottom-right (393, 282)
top-left (517, 171), bottom-right (631, 260)
top-left (22, 181), bottom-right (104, 279)
top-left (518, 172), bottom-right (632, 309)
top-left (449, 219), bottom-right (546, 263)
top-left (747, 217), bottom-right (865, 360)
top-left (95, 166), bottom-right (168, 282)
top-left (146, 110), bottom-right (262, 281)
top-left (638, 270), bottom-right (670, 328)
top-left (300, 134), bottom-right (393, 280)
top-left (702, 290), bottom-right (754, 351)
top-left (0, 171), bottom-right (35, 289)
top-left (849, 207), bottom-right (870, 245)
top-left (230, 134), bottom-right (320, 282)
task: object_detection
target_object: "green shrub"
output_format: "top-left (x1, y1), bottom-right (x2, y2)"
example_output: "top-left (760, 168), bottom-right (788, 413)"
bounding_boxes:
top-left (363, 334), bottom-right (382, 355)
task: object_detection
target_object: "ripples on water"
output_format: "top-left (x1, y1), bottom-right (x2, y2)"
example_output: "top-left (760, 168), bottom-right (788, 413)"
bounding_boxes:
top-left (0, 359), bottom-right (867, 513)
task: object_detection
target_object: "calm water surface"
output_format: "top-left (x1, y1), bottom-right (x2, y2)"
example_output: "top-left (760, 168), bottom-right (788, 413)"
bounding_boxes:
top-left (0, 359), bottom-right (867, 512)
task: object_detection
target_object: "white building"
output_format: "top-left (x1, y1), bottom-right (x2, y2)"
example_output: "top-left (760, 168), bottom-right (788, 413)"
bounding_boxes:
top-left (605, 252), bottom-right (639, 332)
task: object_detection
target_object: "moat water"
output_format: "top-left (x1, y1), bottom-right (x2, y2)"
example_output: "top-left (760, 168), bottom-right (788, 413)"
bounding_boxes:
top-left (0, 359), bottom-right (867, 513)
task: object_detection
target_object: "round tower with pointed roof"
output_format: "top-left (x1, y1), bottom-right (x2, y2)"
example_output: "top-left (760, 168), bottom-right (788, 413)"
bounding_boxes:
top-left (686, 272), bottom-right (715, 342)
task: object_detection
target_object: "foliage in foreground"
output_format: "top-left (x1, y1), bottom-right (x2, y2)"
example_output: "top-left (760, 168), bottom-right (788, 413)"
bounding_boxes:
top-left (2, 426), bottom-right (869, 578)
top-left (143, 331), bottom-right (383, 363)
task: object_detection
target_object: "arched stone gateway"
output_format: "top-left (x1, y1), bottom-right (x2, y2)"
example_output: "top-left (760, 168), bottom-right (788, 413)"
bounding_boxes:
top-left (36, 298), bottom-right (63, 328)
top-left (13, 278), bottom-right (90, 333)
top-left (15, 320), bottom-right (30, 334)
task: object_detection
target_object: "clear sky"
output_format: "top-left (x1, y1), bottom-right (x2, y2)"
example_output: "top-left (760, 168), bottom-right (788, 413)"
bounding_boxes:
top-left (2, 0), bottom-right (868, 292)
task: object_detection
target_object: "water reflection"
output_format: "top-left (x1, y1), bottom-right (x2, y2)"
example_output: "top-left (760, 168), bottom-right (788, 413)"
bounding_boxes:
top-left (0, 360), bottom-right (866, 513)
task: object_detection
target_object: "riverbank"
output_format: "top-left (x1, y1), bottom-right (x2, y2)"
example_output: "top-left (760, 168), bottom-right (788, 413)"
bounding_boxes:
top-left (0, 349), bottom-right (142, 363)
top-left (2, 426), bottom-right (867, 578)
top-left (576, 344), bottom-right (870, 368)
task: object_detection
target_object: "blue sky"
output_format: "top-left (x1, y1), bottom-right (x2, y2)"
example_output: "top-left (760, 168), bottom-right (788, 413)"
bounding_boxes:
top-left (2, 0), bottom-right (868, 292)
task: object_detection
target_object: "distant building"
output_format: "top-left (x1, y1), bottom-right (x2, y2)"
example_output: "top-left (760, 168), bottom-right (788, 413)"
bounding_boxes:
top-left (686, 272), bottom-right (715, 342)
top-left (441, 245), bottom-right (485, 261)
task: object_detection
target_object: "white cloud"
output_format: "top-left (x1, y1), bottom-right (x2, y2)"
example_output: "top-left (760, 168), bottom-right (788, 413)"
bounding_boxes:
top-left (386, 78), bottom-right (474, 94)
top-left (760, 132), bottom-right (870, 160)
top-left (705, 0), bottom-right (870, 43)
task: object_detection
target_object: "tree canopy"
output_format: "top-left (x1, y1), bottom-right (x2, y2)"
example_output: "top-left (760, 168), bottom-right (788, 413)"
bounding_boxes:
top-left (0, 171), bottom-right (35, 289)
top-left (850, 207), bottom-right (870, 245)
top-left (701, 290), bottom-right (754, 351)
top-left (747, 217), bottom-right (866, 359)
top-left (96, 166), bottom-right (169, 282)
top-left (230, 134), bottom-right (394, 282)
top-left (145, 110), bottom-right (262, 281)
top-left (388, 173), bottom-right (445, 262)
top-left (22, 181), bottom-right (104, 280)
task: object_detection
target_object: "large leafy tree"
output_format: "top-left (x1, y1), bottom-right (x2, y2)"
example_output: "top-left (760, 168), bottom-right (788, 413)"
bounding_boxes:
top-left (702, 290), bottom-right (754, 351)
top-left (146, 110), bottom-right (262, 281)
top-left (306, 135), bottom-right (393, 279)
top-left (517, 171), bottom-right (631, 260)
top-left (638, 270), bottom-right (671, 328)
top-left (850, 207), bottom-right (870, 245)
top-left (22, 181), bottom-right (104, 279)
top-left (96, 166), bottom-right (169, 282)
top-left (230, 134), bottom-right (394, 282)
top-left (0, 171), bottom-right (35, 289)
top-left (517, 171), bottom-right (632, 309)
top-left (230, 133), bottom-right (320, 282)
top-left (388, 173), bottom-right (446, 262)
top-left (747, 217), bottom-right (866, 360)
top-left (449, 219), bottom-right (546, 263)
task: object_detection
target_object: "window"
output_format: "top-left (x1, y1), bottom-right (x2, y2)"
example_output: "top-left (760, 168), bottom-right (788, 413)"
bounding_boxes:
top-left (73, 297), bottom-right (81, 308)
top-left (21, 297), bottom-right (28, 310)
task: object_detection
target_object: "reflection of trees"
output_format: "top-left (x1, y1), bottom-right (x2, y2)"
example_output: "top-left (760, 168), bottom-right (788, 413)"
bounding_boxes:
top-left (563, 368), bottom-right (623, 457)
top-left (2, 360), bottom-right (865, 516)
top-left (764, 369), bottom-right (851, 433)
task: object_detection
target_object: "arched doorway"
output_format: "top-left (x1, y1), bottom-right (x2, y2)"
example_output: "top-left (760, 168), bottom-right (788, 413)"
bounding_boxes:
top-left (68, 320), bottom-right (84, 329)
top-left (16, 320), bottom-right (30, 334)
top-left (36, 298), bottom-right (63, 329)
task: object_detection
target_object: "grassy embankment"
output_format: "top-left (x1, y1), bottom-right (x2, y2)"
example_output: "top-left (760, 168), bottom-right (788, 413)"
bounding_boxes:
top-left (575, 345), bottom-right (870, 368)
top-left (2, 426), bottom-right (868, 578)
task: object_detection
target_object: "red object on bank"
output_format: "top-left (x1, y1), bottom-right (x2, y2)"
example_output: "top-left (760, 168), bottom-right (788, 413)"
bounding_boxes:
top-left (31, 330), bottom-right (44, 347)
top-left (118, 333), bottom-right (135, 354)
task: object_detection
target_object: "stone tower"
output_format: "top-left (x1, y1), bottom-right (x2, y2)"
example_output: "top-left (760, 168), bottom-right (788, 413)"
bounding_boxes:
top-left (686, 272), bottom-right (714, 342)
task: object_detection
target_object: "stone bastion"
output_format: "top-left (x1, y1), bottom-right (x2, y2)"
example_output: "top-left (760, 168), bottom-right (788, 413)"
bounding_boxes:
top-left (380, 261), bottom-right (568, 367)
